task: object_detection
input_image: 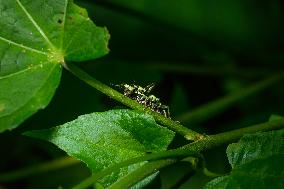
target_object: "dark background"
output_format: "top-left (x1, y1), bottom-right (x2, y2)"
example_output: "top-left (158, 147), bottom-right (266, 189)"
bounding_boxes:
top-left (1, 0), bottom-right (284, 188)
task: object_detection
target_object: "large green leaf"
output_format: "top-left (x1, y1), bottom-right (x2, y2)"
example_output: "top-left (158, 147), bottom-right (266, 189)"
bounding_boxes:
top-left (24, 109), bottom-right (175, 185)
top-left (0, 0), bottom-right (109, 132)
top-left (204, 129), bottom-right (284, 189)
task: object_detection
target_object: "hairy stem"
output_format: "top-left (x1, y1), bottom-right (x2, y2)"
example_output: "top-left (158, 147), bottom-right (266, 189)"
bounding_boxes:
top-left (0, 157), bottom-right (79, 182)
top-left (71, 118), bottom-right (284, 189)
top-left (177, 73), bottom-right (284, 124)
top-left (63, 62), bottom-right (203, 141)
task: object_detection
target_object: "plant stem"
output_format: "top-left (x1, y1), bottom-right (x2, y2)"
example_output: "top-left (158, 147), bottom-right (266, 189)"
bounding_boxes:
top-left (71, 118), bottom-right (284, 189)
top-left (63, 62), bottom-right (203, 141)
top-left (144, 62), bottom-right (272, 78)
top-left (108, 159), bottom-right (177, 189)
top-left (0, 157), bottom-right (79, 182)
top-left (176, 73), bottom-right (284, 124)
top-left (202, 167), bottom-right (223, 178)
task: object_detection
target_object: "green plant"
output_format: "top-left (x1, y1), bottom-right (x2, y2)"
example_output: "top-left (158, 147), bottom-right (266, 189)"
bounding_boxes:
top-left (0, 1), bottom-right (284, 189)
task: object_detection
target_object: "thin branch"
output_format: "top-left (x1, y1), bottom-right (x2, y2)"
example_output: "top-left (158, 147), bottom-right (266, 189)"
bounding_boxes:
top-left (0, 157), bottom-right (79, 182)
top-left (202, 167), bottom-right (223, 178)
top-left (176, 73), bottom-right (284, 124)
top-left (63, 62), bottom-right (204, 141)
top-left (144, 62), bottom-right (274, 78)
top-left (108, 159), bottom-right (177, 189)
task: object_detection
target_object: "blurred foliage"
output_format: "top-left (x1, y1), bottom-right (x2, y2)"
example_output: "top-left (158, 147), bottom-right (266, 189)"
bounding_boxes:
top-left (1, 0), bottom-right (284, 188)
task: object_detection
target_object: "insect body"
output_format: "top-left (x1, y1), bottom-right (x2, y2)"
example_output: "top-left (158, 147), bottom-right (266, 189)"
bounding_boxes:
top-left (117, 83), bottom-right (170, 118)
top-left (120, 84), bottom-right (154, 98)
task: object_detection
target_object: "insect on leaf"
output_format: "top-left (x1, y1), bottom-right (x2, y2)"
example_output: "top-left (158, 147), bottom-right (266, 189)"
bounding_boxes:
top-left (0, 0), bottom-right (110, 132)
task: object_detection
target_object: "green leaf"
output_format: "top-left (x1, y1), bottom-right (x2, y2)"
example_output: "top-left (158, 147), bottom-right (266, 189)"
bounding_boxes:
top-left (204, 130), bottom-right (284, 189)
top-left (0, 0), bottom-right (109, 132)
top-left (24, 109), bottom-right (175, 185)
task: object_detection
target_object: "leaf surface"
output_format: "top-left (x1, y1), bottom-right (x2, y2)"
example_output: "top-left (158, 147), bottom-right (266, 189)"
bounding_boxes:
top-left (25, 109), bottom-right (175, 185)
top-left (204, 129), bottom-right (284, 189)
top-left (0, 0), bottom-right (109, 132)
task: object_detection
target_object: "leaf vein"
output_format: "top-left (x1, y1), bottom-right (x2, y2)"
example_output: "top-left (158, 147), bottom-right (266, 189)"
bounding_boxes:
top-left (16, 0), bottom-right (55, 50)
top-left (64, 19), bottom-right (88, 52)
top-left (0, 36), bottom-right (48, 55)
top-left (0, 63), bottom-right (59, 118)
top-left (60, 0), bottom-right (68, 50)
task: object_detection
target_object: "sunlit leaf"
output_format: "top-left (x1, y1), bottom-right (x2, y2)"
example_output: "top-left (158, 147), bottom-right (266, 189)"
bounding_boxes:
top-left (0, 0), bottom-right (109, 132)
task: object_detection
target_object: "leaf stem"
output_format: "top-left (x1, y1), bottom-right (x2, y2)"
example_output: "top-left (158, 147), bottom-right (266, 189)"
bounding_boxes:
top-left (202, 167), bottom-right (223, 178)
top-left (71, 118), bottom-right (284, 189)
top-left (0, 157), bottom-right (79, 182)
top-left (144, 62), bottom-right (273, 78)
top-left (63, 62), bottom-right (203, 140)
top-left (108, 159), bottom-right (177, 189)
top-left (176, 73), bottom-right (284, 124)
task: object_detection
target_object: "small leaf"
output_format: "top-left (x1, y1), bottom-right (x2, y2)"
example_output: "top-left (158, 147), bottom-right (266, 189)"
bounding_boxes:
top-left (227, 130), bottom-right (284, 168)
top-left (204, 129), bottom-right (284, 189)
top-left (24, 109), bottom-right (175, 185)
top-left (0, 0), bottom-right (109, 132)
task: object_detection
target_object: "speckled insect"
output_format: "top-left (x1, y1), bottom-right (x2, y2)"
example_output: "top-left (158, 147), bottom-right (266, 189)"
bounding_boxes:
top-left (116, 83), bottom-right (171, 118)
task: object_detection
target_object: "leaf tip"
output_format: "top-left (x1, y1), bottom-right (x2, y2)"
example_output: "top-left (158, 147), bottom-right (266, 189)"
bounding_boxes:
top-left (22, 130), bottom-right (37, 138)
top-left (22, 129), bottom-right (51, 141)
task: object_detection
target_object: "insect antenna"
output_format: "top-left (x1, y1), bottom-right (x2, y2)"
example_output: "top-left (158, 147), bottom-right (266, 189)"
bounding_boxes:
top-left (145, 83), bottom-right (155, 94)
